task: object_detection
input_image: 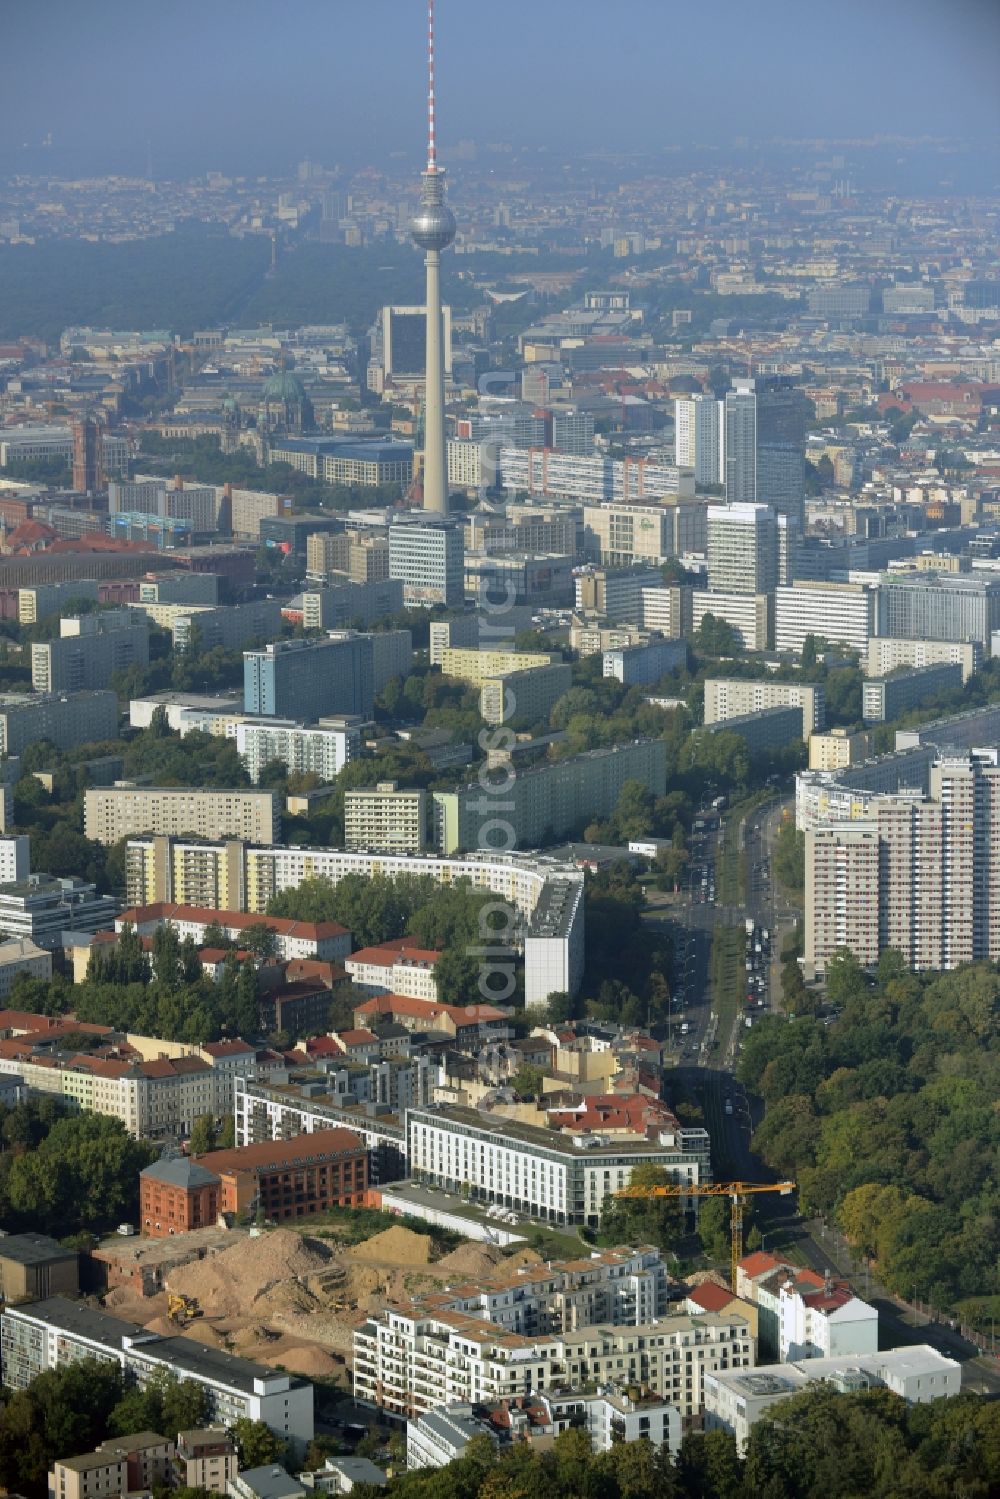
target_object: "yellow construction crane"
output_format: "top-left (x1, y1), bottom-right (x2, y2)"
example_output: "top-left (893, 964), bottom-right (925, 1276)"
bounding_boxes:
top-left (615, 1179), bottom-right (796, 1290)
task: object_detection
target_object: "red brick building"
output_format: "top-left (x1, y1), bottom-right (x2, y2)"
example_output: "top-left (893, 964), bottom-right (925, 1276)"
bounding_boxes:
top-left (139, 1157), bottom-right (222, 1237)
top-left (197, 1129), bottom-right (368, 1223)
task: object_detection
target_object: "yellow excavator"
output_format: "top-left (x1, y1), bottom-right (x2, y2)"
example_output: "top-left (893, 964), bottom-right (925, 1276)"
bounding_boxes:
top-left (167, 1293), bottom-right (203, 1325)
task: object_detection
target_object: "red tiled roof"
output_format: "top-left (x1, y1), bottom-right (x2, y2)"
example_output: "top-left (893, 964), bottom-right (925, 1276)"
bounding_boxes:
top-left (336, 1029), bottom-right (378, 1047)
top-left (346, 939), bottom-right (441, 968)
top-left (0, 1009), bottom-right (58, 1033)
top-left (354, 993), bottom-right (507, 1027)
top-left (196, 1128), bottom-right (365, 1174)
top-left (117, 902), bottom-right (348, 940)
top-left (737, 1250), bottom-right (790, 1280)
top-left (687, 1281), bottom-right (736, 1313)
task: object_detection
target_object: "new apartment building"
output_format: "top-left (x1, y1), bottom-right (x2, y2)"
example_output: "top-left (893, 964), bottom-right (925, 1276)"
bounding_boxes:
top-left (31, 611), bottom-right (149, 693)
top-left (407, 1104), bottom-right (710, 1229)
top-left (705, 679), bottom-right (825, 735)
top-left (344, 782), bottom-right (428, 853)
top-left (704, 1348), bottom-right (960, 1455)
top-left (125, 842), bottom-right (586, 1009)
top-left (355, 1303), bottom-right (751, 1422)
top-left (466, 505), bottom-right (580, 557)
top-left (1, 1298), bottom-right (313, 1451)
top-left (0, 690), bottom-right (118, 755)
top-left (83, 787), bottom-right (280, 847)
top-left (236, 716), bottom-right (363, 784)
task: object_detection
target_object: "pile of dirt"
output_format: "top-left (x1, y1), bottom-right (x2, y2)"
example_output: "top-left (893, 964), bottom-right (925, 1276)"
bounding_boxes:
top-left (503, 1247), bottom-right (544, 1269)
top-left (687, 1269), bottom-right (729, 1289)
top-left (434, 1242), bottom-right (504, 1279)
top-left (168, 1230), bottom-right (330, 1318)
top-left (347, 1225), bottom-right (431, 1266)
top-left (256, 1343), bottom-right (342, 1379)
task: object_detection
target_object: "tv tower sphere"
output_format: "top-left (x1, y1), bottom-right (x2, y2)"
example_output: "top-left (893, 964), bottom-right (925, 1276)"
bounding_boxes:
top-left (411, 171), bottom-right (456, 251)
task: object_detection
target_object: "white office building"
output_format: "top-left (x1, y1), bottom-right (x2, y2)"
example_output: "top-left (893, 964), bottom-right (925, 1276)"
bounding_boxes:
top-left (704, 1347), bottom-right (961, 1454)
top-left (675, 394), bottom-right (725, 487)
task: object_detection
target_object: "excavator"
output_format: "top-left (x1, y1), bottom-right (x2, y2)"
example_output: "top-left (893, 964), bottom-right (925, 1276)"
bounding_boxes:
top-left (166, 1293), bottom-right (203, 1326)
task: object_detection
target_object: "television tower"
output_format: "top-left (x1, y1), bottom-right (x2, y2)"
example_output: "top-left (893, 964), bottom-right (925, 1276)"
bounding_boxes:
top-left (411, 0), bottom-right (455, 514)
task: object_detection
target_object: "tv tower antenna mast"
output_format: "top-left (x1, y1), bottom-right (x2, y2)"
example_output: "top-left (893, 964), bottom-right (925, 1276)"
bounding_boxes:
top-left (411, 0), bottom-right (455, 514)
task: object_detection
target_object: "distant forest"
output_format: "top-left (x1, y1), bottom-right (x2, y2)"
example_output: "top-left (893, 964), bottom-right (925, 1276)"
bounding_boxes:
top-left (0, 225), bottom-right (529, 343)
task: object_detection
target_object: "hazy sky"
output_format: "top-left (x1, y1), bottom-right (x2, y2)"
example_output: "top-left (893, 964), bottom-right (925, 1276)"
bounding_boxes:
top-left (2, 0), bottom-right (998, 176)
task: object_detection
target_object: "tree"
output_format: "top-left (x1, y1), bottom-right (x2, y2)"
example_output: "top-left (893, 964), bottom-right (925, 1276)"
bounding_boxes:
top-left (694, 612), bottom-right (739, 657)
top-left (800, 634), bottom-right (819, 671)
top-left (4, 1113), bottom-right (158, 1237)
top-left (598, 1163), bottom-right (683, 1253)
top-left (230, 1419), bottom-right (287, 1470)
top-left (233, 961), bottom-right (261, 1039)
top-left (241, 923), bottom-right (278, 959)
top-left (510, 1064), bottom-right (545, 1099)
top-left (189, 1114), bottom-right (216, 1155)
top-left (697, 1196), bottom-right (732, 1263)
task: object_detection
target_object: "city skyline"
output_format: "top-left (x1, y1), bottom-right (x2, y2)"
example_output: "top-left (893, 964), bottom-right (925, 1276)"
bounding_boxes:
top-left (1, 1), bottom-right (998, 179)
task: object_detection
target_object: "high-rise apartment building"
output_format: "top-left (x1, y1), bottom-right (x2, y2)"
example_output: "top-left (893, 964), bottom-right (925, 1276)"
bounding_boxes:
top-left (707, 504), bottom-right (778, 595)
top-left (388, 518), bottom-right (464, 607)
top-left (31, 612), bottom-right (149, 694)
top-left (774, 582), bottom-right (876, 655)
top-left (724, 382), bottom-right (756, 505)
top-left (243, 637), bottom-right (374, 720)
top-left (804, 752), bottom-right (1000, 974)
top-left (344, 782), bottom-right (428, 853)
top-left (83, 787), bottom-right (280, 848)
top-left (675, 394), bottom-right (724, 487)
top-left (705, 679), bottom-right (825, 735)
top-left (0, 691), bottom-right (119, 755)
top-left (236, 717), bottom-right (363, 784)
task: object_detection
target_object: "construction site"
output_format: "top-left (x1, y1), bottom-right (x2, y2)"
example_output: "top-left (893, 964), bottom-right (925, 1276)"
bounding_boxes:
top-left (92, 1221), bottom-right (543, 1386)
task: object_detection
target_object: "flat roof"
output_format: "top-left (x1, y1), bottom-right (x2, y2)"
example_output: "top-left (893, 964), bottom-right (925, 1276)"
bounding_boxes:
top-left (0, 1232), bottom-right (76, 1266)
top-left (6, 1297), bottom-right (308, 1394)
top-left (407, 1105), bottom-right (684, 1160)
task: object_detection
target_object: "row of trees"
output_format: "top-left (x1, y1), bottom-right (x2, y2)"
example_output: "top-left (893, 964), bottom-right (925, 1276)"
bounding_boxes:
top-left (739, 951), bottom-right (999, 1308)
top-left (352, 1386), bottom-right (1000, 1499)
top-left (0, 1355), bottom-right (284, 1499)
top-left (0, 1107), bottom-right (157, 1241)
top-left (268, 872), bottom-right (507, 1006)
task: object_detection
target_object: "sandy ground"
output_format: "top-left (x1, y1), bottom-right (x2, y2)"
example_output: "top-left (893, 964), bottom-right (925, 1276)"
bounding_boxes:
top-left (102, 1225), bottom-right (541, 1377)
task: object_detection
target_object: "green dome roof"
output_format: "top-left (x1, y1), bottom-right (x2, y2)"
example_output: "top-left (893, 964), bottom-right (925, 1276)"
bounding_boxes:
top-left (263, 371), bottom-right (306, 403)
